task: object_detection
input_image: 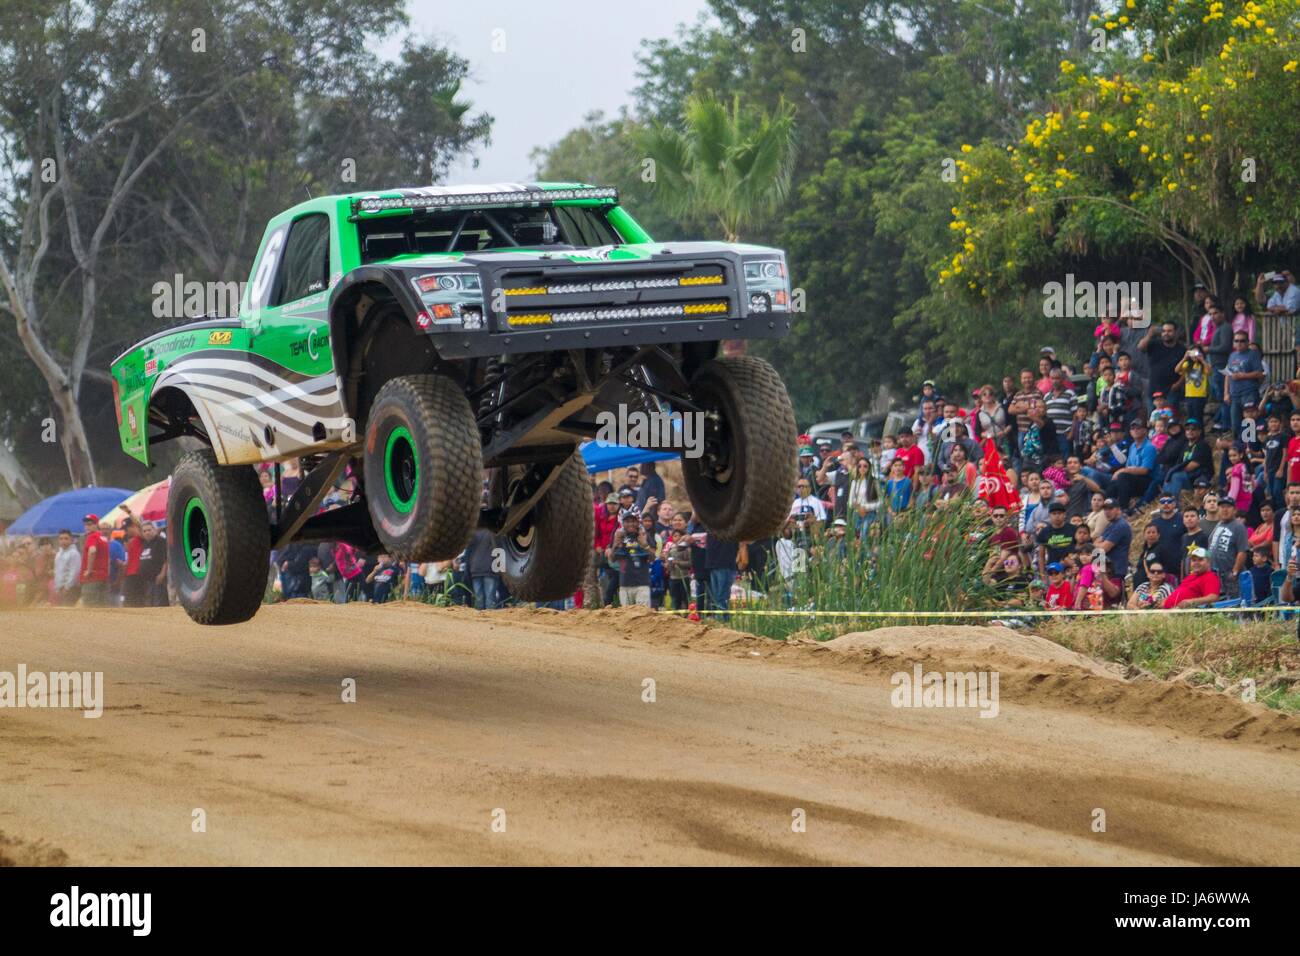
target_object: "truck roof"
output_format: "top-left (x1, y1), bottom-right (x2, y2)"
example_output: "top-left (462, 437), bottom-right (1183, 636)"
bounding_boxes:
top-left (279, 182), bottom-right (612, 221)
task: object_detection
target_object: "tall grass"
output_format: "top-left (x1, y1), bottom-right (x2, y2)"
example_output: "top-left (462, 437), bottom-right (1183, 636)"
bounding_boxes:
top-left (730, 502), bottom-right (1017, 640)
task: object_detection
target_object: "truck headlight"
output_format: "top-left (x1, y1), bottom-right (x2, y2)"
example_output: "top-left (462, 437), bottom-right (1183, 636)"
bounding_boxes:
top-left (742, 257), bottom-right (790, 314)
top-left (411, 271), bottom-right (484, 329)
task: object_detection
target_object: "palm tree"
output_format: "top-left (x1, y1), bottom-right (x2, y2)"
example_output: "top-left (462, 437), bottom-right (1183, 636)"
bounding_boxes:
top-left (638, 93), bottom-right (797, 243)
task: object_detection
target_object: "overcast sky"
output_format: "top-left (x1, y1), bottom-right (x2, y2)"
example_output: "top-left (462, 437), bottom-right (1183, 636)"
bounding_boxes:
top-left (399, 0), bottom-right (713, 183)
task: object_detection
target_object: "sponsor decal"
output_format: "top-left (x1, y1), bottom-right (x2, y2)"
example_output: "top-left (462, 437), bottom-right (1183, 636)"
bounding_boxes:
top-left (126, 405), bottom-right (138, 436)
top-left (154, 334), bottom-right (196, 355)
top-left (416, 311), bottom-right (432, 329)
top-left (288, 330), bottom-right (329, 358)
top-left (208, 329), bottom-right (233, 345)
top-left (144, 358), bottom-right (158, 376)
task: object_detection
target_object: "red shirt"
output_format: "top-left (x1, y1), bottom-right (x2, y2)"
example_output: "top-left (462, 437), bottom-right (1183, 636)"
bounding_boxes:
top-left (894, 445), bottom-right (925, 478)
top-left (593, 504), bottom-right (620, 551)
top-left (1045, 581), bottom-right (1074, 609)
top-left (125, 536), bottom-right (144, 576)
top-left (1287, 436), bottom-right (1300, 484)
top-left (1163, 570), bottom-right (1220, 609)
top-left (81, 531), bottom-right (109, 582)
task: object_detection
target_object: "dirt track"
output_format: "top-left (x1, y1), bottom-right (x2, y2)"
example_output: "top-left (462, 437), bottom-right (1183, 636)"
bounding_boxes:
top-left (1, 603), bottom-right (1297, 865)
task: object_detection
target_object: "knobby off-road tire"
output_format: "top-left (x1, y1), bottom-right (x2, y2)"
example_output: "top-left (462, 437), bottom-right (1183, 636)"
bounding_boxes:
top-left (169, 448), bottom-right (271, 625)
top-left (364, 374), bottom-right (482, 562)
top-left (681, 355), bottom-right (798, 542)
top-left (499, 452), bottom-right (594, 602)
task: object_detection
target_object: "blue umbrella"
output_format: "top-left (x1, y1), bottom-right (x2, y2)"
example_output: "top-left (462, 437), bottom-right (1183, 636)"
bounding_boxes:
top-left (579, 441), bottom-right (677, 474)
top-left (5, 487), bottom-right (135, 536)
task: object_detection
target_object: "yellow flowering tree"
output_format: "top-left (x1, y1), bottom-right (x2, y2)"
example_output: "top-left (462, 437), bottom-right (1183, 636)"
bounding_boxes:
top-left (938, 0), bottom-right (1300, 306)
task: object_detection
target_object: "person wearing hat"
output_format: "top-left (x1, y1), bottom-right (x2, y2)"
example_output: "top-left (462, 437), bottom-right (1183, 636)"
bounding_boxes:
top-left (1163, 547), bottom-right (1220, 608)
top-left (1039, 561), bottom-right (1071, 609)
top-left (594, 492), bottom-right (623, 607)
top-left (1161, 417), bottom-right (1212, 502)
top-left (616, 485), bottom-right (637, 518)
top-left (607, 510), bottom-right (652, 608)
top-left (917, 380), bottom-right (942, 416)
top-left (1034, 501), bottom-right (1074, 580)
top-left (1094, 498), bottom-right (1132, 604)
top-left (798, 444), bottom-right (818, 486)
top-left (1255, 271), bottom-right (1300, 362)
top-left (1208, 497), bottom-right (1250, 598)
top-left (1105, 418), bottom-right (1156, 511)
top-left (79, 514), bottom-right (109, 606)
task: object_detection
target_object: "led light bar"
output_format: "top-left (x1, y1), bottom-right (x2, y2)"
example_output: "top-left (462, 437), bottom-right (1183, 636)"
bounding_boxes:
top-left (354, 186), bottom-right (619, 214)
top-left (507, 300), bottom-right (730, 327)
top-left (502, 273), bottom-right (723, 297)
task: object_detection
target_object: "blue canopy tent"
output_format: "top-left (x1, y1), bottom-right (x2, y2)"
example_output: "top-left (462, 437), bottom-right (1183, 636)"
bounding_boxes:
top-left (579, 441), bottom-right (677, 475)
top-left (5, 487), bottom-right (134, 537)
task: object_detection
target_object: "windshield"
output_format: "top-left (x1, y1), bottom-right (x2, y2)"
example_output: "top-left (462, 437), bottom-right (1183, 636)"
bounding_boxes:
top-left (358, 204), bottom-right (623, 262)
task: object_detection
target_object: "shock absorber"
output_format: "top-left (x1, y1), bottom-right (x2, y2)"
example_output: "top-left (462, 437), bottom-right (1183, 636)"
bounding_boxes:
top-left (478, 355), bottom-right (504, 418)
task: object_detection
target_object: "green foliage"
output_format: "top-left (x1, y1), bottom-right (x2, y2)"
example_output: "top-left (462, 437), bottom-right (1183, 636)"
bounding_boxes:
top-left (637, 92), bottom-right (797, 242)
top-left (729, 503), bottom-right (1016, 640)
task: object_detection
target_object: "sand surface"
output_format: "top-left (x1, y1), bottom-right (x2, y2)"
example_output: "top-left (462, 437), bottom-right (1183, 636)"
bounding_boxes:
top-left (1, 603), bottom-right (1296, 865)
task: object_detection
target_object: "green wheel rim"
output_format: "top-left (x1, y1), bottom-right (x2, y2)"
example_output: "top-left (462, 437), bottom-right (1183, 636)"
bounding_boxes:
top-left (384, 425), bottom-right (419, 514)
top-left (182, 496), bottom-right (209, 579)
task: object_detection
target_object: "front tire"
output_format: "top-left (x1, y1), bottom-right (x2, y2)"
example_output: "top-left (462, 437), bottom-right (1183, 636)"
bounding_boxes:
top-left (681, 355), bottom-right (797, 541)
top-left (363, 374), bottom-right (482, 561)
top-left (168, 448), bottom-right (271, 625)
top-left (499, 452), bottom-right (594, 602)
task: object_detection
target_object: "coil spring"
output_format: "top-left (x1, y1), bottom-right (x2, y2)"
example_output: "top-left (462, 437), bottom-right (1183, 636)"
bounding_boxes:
top-left (478, 356), bottom-right (504, 418)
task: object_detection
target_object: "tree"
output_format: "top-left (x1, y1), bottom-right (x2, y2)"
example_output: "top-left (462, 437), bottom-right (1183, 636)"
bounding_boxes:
top-left (637, 93), bottom-right (797, 243)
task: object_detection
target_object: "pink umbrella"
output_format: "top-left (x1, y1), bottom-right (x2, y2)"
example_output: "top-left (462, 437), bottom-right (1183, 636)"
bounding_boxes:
top-left (104, 478), bottom-right (170, 528)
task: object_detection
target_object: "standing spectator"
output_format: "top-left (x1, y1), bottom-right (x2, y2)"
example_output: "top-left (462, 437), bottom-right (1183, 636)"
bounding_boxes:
top-left (1208, 498), bottom-right (1249, 598)
top-left (136, 522), bottom-right (168, 606)
top-left (1172, 347), bottom-right (1211, 426)
top-left (106, 522), bottom-right (127, 607)
top-left (1096, 498), bottom-right (1132, 604)
top-left (52, 529), bottom-right (81, 606)
top-left (660, 512), bottom-right (694, 610)
top-left (466, 528), bottom-right (501, 610)
top-left (1043, 370), bottom-right (1075, 441)
top-left (1150, 495), bottom-right (1187, 571)
top-left (1035, 503), bottom-right (1074, 579)
top-left (1223, 330), bottom-right (1264, 442)
top-left (846, 457), bottom-right (881, 537)
top-left (1231, 295), bottom-right (1257, 343)
top-left (607, 512), bottom-right (652, 607)
top-left (332, 541), bottom-right (364, 603)
top-left (790, 478), bottom-right (827, 521)
top-left (79, 514), bottom-right (109, 606)
top-left (1138, 321), bottom-right (1185, 413)
top-left (278, 541), bottom-right (313, 599)
top-left (1206, 307), bottom-right (1235, 431)
top-left (703, 530), bottom-right (742, 617)
top-left (121, 519), bottom-right (149, 607)
top-left (634, 461), bottom-right (665, 513)
top-left (594, 492), bottom-right (621, 607)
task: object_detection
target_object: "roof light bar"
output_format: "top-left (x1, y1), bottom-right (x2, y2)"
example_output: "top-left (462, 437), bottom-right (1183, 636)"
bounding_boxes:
top-left (353, 186), bottom-right (619, 214)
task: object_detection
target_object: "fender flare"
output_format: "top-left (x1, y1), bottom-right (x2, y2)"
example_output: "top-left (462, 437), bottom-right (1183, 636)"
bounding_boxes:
top-left (327, 267), bottom-right (429, 420)
top-left (144, 380), bottom-right (224, 465)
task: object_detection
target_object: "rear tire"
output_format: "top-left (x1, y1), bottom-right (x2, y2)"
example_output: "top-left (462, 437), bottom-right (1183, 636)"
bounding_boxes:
top-left (681, 355), bottom-right (797, 541)
top-left (364, 374), bottom-right (483, 561)
top-left (168, 448), bottom-right (270, 625)
top-left (499, 452), bottom-right (594, 602)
